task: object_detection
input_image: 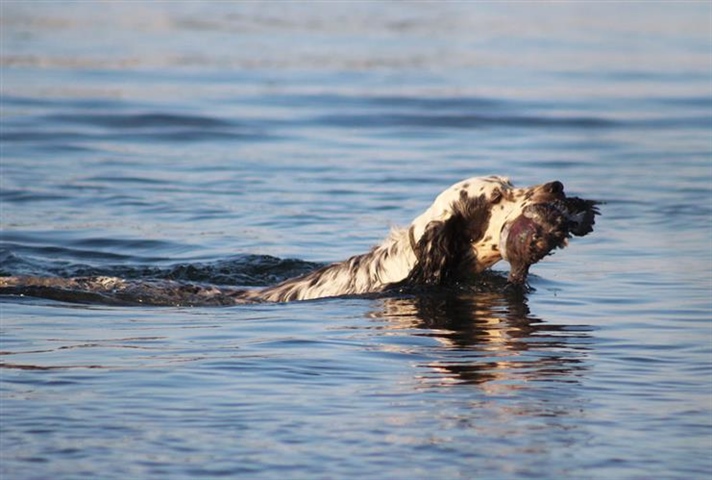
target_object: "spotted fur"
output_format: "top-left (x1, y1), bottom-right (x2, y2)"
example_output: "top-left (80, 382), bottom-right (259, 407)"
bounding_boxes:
top-left (0, 176), bottom-right (598, 305)
top-left (254, 175), bottom-right (596, 301)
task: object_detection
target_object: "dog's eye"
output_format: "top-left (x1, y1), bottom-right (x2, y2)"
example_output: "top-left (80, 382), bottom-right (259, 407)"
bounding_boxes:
top-left (490, 189), bottom-right (502, 204)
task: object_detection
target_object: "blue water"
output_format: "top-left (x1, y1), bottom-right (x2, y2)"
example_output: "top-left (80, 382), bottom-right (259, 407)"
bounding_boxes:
top-left (2, 3), bottom-right (711, 479)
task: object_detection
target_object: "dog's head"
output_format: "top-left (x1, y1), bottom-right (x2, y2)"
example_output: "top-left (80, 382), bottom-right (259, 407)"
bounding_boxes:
top-left (407, 176), bottom-right (598, 286)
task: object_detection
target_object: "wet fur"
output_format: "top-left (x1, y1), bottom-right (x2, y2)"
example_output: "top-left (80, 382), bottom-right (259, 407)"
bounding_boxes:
top-left (399, 193), bottom-right (491, 286)
top-left (0, 176), bottom-right (598, 305)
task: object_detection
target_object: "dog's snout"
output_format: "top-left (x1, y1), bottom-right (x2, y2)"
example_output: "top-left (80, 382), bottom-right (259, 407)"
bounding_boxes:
top-left (544, 181), bottom-right (564, 195)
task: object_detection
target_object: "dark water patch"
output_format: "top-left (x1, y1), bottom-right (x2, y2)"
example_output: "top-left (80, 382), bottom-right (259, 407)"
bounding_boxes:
top-left (114, 129), bottom-right (277, 143)
top-left (313, 112), bottom-right (712, 130)
top-left (163, 255), bottom-right (320, 286)
top-left (67, 237), bottom-right (182, 253)
top-left (654, 202), bottom-right (712, 224)
top-left (1, 130), bottom-right (95, 143)
top-left (0, 249), bottom-right (321, 287)
top-left (1, 94), bottom-right (135, 110)
top-left (2, 127), bottom-right (277, 145)
top-left (1, 188), bottom-right (70, 203)
top-left (0, 282), bottom-right (248, 307)
top-left (256, 93), bottom-right (507, 111)
top-left (651, 96), bottom-right (712, 109)
top-left (0, 240), bottom-right (177, 274)
top-left (0, 242), bottom-right (149, 265)
top-left (0, 231), bottom-right (181, 254)
top-left (557, 68), bottom-right (712, 84)
top-left (315, 112), bottom-right (617, 130)
top-left (81, 175), bottom-right (171, 186)
top-left (2, 113), bottom-right (281, 145)
top-left (364, 95), bottom-right (507, 111)
top-left (626, 115), bottom-right (712, 130)
top-left (46, 112), bottom-right (233, 129)
top-left (1, 362), bottom-right (106, 371)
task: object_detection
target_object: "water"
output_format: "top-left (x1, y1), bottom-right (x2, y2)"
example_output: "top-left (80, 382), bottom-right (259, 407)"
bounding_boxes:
top-left (1, 3), bottom-right (711, 479)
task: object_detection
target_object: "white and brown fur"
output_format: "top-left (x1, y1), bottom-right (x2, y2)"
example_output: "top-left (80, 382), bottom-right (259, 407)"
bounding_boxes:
top-left (254, 175), bottom-right (590, 301)
top-left (0, 176), bottom-right (597, 305)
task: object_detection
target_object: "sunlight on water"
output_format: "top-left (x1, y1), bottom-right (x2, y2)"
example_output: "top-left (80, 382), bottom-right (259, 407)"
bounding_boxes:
top-left (1, 3), bottom-right (711, 479)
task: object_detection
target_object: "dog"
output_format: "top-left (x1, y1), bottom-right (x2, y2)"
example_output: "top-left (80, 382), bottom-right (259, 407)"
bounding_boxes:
top-left (0, 176), bottom-right (598, 305)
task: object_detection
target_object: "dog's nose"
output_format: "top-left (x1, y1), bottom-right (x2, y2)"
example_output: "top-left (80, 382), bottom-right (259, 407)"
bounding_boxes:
top-left (544, 181), bottom-right (564, 195)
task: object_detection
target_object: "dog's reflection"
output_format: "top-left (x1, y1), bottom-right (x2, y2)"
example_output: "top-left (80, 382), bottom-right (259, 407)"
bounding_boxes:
top-left (370, 284), bottom-right (592, 389)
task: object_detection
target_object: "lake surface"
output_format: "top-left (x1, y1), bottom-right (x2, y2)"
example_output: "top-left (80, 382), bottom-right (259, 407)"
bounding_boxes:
top-left (1, 3), bottom-right (711, 479)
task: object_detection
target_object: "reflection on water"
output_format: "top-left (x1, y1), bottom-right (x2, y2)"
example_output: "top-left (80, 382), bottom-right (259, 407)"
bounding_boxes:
top-left (2, 2), bottom-right (710, 478)
top-left (372, 285), bottom-right (592, 390)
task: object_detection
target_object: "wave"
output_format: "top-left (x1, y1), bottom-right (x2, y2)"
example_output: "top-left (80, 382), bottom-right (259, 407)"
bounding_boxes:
top-left (0, 247), bottom-right (320, 287)
top-left (0, 246), bottom-right (518, 306)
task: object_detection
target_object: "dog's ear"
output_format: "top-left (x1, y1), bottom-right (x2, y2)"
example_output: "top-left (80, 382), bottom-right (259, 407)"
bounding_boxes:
top-left (405, 194), bottom-right (491, 286)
